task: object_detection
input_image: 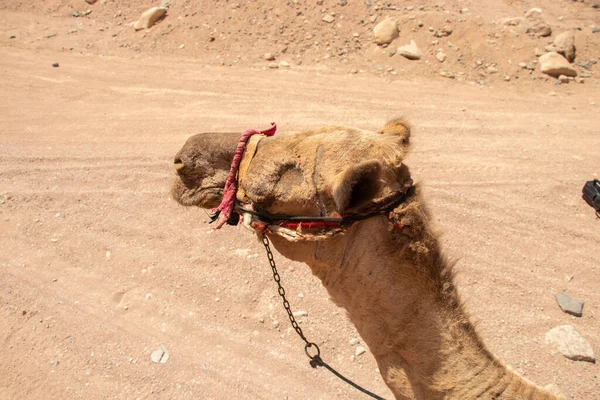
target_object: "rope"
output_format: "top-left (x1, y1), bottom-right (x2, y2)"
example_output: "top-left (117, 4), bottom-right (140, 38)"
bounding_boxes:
top-left (311, 356), bottom-right (386, 400)
top-left (211, 123), bottom-right (276, 228)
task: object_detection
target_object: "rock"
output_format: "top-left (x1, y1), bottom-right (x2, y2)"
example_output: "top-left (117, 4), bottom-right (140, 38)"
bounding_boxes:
top-left (263, 53), bottom-right (275, 61)
top-left (151, 345), bottom-right (170, 364)
top-left (292, 310), bottom-right (307, 317)
top-left (373, 18), bottom-right (399, 45)
top-left (52, 62), bottom-right (59, 68)
top-left (555, 293), bottom-right (584, 316)
top-left (558, 75), bottom-right (569, 84)
top-left (539, 52), bottom-right (577, 77)
top-left (577, 60), bottom-right (594, 70)
top-left (439, 70), bottom-right (455, 79)
top-left (487, 66), bottom-right (498, 74)
top-left (525, 8), bottom-right (543, 18)
top-left (322, 14), bottom-right (335, 23)
top-left (534, 47), bottom-right (544, 57)
top-left (434, 25), bottom-right (453, 37)
top-left (502, 17), bottom-right (523, 26)
top-left (524, 9), bottom-right (551, 37)
top-left (279, 61), bottom-right (290, 68)
top-left (355, 346), bottom-right (366, 356)
top-left (85, 0), bottom-right (97, 4)
top-left (397, 40), bottom-right (422, 60)
top-left (553, 31), bottom-right (576, 62)
top-left (133, 7), bottom-right (167, 31)
top-left (350, 68), bottom-right (358, 74)
top-left (268, 63), bottom-right (279, 69)
top-left (436, 50), bottom-right (447, 62)
top-left (349, 338), bottom-right (360, 345)
top-left (527, 20), bottom-right (552, 37)
top-left (593, 27), bottom-right (600, 34)
top-left (545, 325), bottom-right (595, 362)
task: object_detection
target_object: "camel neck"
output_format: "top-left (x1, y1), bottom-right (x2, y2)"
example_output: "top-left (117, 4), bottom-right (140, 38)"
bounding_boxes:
top-left (303, 215), bottom-right (555, 400)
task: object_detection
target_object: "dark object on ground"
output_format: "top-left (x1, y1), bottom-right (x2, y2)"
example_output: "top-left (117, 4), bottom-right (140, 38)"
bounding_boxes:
top-left (582, 179), bottom-right (600, 218)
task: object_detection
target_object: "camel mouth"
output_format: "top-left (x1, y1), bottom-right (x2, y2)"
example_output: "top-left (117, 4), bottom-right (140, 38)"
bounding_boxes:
top-left (171, 177), bottom-right (224, 209)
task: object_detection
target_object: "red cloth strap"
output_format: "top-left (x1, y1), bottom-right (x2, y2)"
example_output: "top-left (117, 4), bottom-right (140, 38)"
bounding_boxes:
top-left (213, 122), bottom-right (277, 229)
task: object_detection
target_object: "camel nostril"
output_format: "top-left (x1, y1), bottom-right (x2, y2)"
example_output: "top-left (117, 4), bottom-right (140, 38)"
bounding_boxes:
top-left (174, 158), bottom-right (185, 172)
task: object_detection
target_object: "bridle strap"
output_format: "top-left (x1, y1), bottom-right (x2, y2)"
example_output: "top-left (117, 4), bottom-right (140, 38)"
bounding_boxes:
top-left (235, 185), bottom-right (414, 227)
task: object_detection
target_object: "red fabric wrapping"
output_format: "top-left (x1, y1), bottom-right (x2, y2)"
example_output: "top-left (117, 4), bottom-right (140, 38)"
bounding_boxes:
top-left (213, 122), bottom-right (277, 229)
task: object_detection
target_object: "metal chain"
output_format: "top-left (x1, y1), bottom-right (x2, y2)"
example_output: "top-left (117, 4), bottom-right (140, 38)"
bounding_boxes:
top-left (260, 234), bottom-right (386, 400)
top-left (261, 234), bottom-right (321, 360)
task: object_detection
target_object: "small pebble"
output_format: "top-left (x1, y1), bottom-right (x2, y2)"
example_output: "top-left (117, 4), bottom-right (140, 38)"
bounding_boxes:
top-left (52, 63), bottom-right (59, 68)
top-left (355, 346), bottom-right (366, 356)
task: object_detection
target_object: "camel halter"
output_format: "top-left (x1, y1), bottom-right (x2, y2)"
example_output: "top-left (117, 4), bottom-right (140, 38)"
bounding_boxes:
top-left (210, 123), bottom-right (414, 242)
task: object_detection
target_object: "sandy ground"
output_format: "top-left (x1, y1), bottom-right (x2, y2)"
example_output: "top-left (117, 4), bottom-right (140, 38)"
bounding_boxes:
top-left (0, 34), bottom-right (599, 400)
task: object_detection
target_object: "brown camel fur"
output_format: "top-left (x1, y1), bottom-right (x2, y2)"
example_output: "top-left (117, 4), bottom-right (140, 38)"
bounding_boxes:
top-left (171, 120), bottom-right (561, 400)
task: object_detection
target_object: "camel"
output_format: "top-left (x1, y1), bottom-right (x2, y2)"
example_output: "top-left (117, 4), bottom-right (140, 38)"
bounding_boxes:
top-left (171, 120), bottom-right (561, 400)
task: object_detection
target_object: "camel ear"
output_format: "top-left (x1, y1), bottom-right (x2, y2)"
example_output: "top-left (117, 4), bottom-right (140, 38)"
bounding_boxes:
top-left (332, 160), bottom-right (383, 214)
top-left (378, 118), bottom-right (410, 151)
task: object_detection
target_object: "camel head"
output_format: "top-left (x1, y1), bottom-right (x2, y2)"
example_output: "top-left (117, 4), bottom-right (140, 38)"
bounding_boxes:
top-left (171, 120), bottom-right (412, 235)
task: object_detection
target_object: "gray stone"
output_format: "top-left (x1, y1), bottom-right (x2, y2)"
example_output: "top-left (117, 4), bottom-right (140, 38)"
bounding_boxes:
top-left (151, 345), bottom-right (169, 364)
top-left (133, 7), bottom-right (167, 31)
top-left (52, 62), bottom-right (59, 68)
top-left (373, 18), bottom-right (398, 45)
top-left (555, 293), bottom-right (584, 316)
top-left (397, 40), bottom-right (422, 60)
top-left (554, 31), bottom-right (576, 62)
top-left (545, 325), bottom-right (595, 362)
top-left (436, 50), bottom-right (446, 62)
top-left (593, 27), bottom-right (600, 34)
top-left (539, 52), bottom-right (577, 77)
